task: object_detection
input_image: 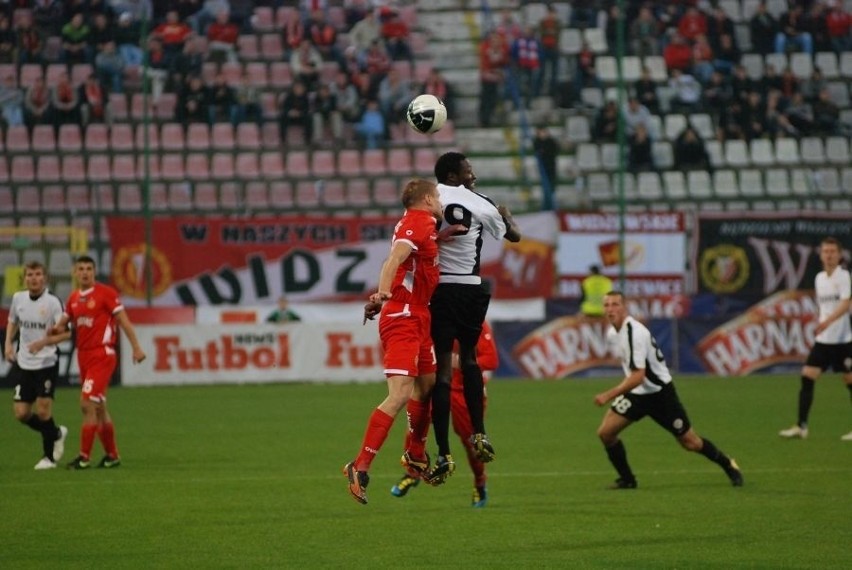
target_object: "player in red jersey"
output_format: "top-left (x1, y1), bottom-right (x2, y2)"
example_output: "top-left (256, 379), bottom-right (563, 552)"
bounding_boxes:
top-left (51, 256), bottom-right (146, 470)
top-left (391, 317), bottom-right (499, 507)
top-left (343, 179), bottom-right (446, 505)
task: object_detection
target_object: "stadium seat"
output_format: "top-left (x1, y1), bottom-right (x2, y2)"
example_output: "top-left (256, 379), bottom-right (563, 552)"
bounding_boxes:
top-left (94, 185), bottom-right (116, 212)
top-left (741, 54), bottom-right (764, 79)
top-left (724, 140), bottom-right (750, 168)
top-left (66, 186), bottom-right (90, 211)
top-left (765, 169), bottom-right (791, 197)
top-left (310, 150), bottom-right (336, 177)
top-left (0, 156), bottom-right (7, 182)
top-left (295, 181), bottom-right (321, 208)
top-left (269, 182), bottom-right (293, 208)
top-left (825, 137), bottom-right (849, 165)
top-left (841, 168), bottom-right (852, 194)
top-left (195, 184), bottom-right (219, 210)
top-left (583, 27), bottom-right (607, 53)
top-left (237, 35), bottom-right (259, 59)
top-left (337, 149), bottom-right (362, 177)
top-left (362, 150), bottom-right (388, 176)
top-left (236, 123), bottom-right (261, 150)
top-left (644, 56), bottom-right (668, 82)
top-left (211, 123), bottom-right (235, 151)
top-left (559, 28), bottom-right (582, 55)
top-left (160, 123), bottom-right (185, 152)
top-left (800, 137), bottom-right (825, 165)
top-left (36, 154), bottom-right (62, 184)
top-left (235, 153), bottom-right (260, 180)
top-left (765, 53), bottom-right (788, 75)
top-left (652, 141), bottom-right (674, 169)
top-left (186, 154), bottom-right (210, 181)
top-left (168, 183), bottom-right (192, 210)
top-left (156, 93), bottom-right (177, 120)
top-left (600, 143), bottom-right (620, 171)
top-left (713, 170), bottom-right (738, 198)
top-left (220, 183), bottom-right (241, 209)
top-left (112, 154), bottom-right (137, 182)
top-left (245, 182), bottom-right (269, 210)
top-left (110, 123), bottom-right (134, 152)
top-left (662, 171), bottom-right (687, 199)
top-left (576, 143), bottom-right (601, 171)
top-left (285, 150), bottom-right (310, 177)
top-left (137, 153), bottom-right (160, 180)
top-left (6, 125), bottom-right (29, 153)
top-left (749, 139), bottom-right (775, 167)
top-left (346, 180), bottom-right (372, 208)
top-left (134, 123), bottom-right (160, 151)
top-left (15, 184), bottom-right (40, 212)
top-left (637, 172), bottom-right (663, 200)
top-left (413, 147), bottom-right (438, 176)
top-left (690, 114), bottom-right (714, 141)
top-left (19, 63), bottom-right (42, 88)
top-left (269, 62), bottom-right (292, 89)
top-left (373, 178), bottom-right (400, 207)
top-left (187, 124), bottom-right (211, 151)
top-left (595, 56), bottom-right (617, 83)
top-left (775, 138), bottom-right (799, 165)
top-left (841, 52), bottom-right (852, 78)
top-left (664, 114), bottom-right (687, 141)
top-left (790, 168), bottom-right (811, 195)
top-left (58, 124), bottom-right (82, 152)
top-left (580, 87), bottom-right (603, 109)
top-left (387, 148), bottom-right (413, 176)
top-left (719, 0), bottom-right (742, 21)
top-left (211, 153), bottom-right (235, 180)
top-left (11, 155), bottom-right (35, 183)
top-left (566, 116), bottom-right (591, 143)
top-left (260, 152), bottom-right (285, 178)
top-left (161, 154), bottom-right (185, 181)
top-left (260, 34), bottom-right (284, 60)
top-left (814, 167), bottom-right (841, 195)
top-left (826, 81), bottom-right (849, 107)
top-left (83, 124), bottom-right (109, 152)
top-left (320, 180), bottom-right (346, 207)
top-left (739, 169), bottom-right (765, 197)
top-left (253, 7), bottom-right (275, 32)
top-left (815, 52), bottom-right (839, 79)
top-left (87, 154), bottom-right (111, 183)
top-left (622, 56), bottom-right (642, 82)
top-left (687, 171), bottom-right (713, 198)
top-left (261, 122), bottom-right (281, 148)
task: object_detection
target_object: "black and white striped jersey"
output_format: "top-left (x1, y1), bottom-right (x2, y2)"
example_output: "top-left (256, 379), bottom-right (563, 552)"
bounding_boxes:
top-left (436, 183), bottom-right (508, 285)
top-left (608, 315), bottom-right (672, 395)
top-left (7, 289), bottom-right (64, 370)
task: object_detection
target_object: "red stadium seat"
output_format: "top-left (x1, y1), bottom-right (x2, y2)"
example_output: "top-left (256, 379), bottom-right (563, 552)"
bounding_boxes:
top-left (346, 179), bottom-right (372, 207)
top-left (211, 153), bottom-right (235, 179)
top-left (87, 154), bottom-right (111, 183)
top-left (220, 183), bottom-right (241, 209)
top-left (111, 155), bottom-right (137, 182)
top-left (11, 155), bottom-right (35, 183)
top-left (15, 185), bottom-right (41, 212)
top-left (295, 181), bottom-right (321, 207)
top-left (41, 186), bottom-right (66, 213)
top-left (269, 182), bottom-right (293, 207)
top-left (253, 7), bottom-right (275, 32)
top-left (260, 152), bottom-right (285, 177)
top-left (211, 123), bottom-right (235, 151)
top-left (387, 148), bottom-right (412, 176)
top-left (362, 150), bottom-right (387, 176)
top-left (61, 155), bottom-right (86, 183)
top-left (161, 154), bottom-right (185, 181)
top-left (238, 35), bottom-right (259, 59)
top-left (160, 123), bottom-right (185, 152)
top-left (58, 123), bottom-right (82, 152)
top-left (286, 150), bottom-right (310, 178)
top-left (6, 125), bottom-right (30, 153)
top-left (235, 153), bottom-right (260, 179)
top-left (67, 186), bottom-right (91, 211)
top-left (236, 122), bottom-right (261, 150)
top-left (84, 124), bottom-right (108, 152)
top-left (194, 183), bottom-right (219, 210)
top-left (109, 123), bottom-right (134, 152)
top-left (245, 182), bottom-right (268, 209)
top-left (337, 149), bottom-right (362, 177)
top-left (36, 155), bottom-right (61, 183)
top-left (260, 34), bottom-right (284, 60)
top-left (167, 183), bottom-right (192, 210)
top-left (186, 153), bottom-right (210, 181)
top-left (134, 123), bottom-right (160, 151)
top-left (310, 150), bottom-right (336, 177)
top-left (186, 123), bottom-right (210, 151)
top-left (245, 62), bottom-right (267, 87)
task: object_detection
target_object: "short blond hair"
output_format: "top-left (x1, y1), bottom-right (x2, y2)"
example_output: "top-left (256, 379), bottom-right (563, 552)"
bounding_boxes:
top-left (401, 179), bottom-right (437, 208)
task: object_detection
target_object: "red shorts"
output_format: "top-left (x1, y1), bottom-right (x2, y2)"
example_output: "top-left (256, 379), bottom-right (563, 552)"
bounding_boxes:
top-left (78, 347), bottom-right (117, 403)
top-left (379, 303), bottom-right (435, 377)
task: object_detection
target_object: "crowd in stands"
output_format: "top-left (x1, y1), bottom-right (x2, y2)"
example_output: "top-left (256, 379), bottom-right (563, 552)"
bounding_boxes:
top-left (0, 1), bottom-right (455, 150)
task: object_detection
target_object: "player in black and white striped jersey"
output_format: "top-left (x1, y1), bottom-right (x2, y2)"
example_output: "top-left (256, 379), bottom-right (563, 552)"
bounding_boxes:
top-left (594, 291), bottom-right (743, 489)
top-left (424, 151), bottom-right (521, 485)
top-left (4, 261), bottom-right (70, 470)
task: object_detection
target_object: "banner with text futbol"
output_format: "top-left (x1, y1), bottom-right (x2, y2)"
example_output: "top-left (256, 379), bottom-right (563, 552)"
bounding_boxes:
top-left (106, 213), bottom-right (557, 305)
top-left (693, 212), bottom-right (851, 295)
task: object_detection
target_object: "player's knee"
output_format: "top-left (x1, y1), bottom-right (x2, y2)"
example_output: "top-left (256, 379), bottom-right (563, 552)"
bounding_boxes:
top-left (13, 409), bottom-right (30, 422)
top-left (597, 427), bottom-right (616, 445)
top-left (801, 376), bottom-right (816, 394)
top-left (678, 432), bottom-right (702, 452)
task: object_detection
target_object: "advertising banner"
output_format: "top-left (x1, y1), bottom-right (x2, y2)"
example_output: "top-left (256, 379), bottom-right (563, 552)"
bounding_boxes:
top-left (556, 212), bottom-right (686, 297)
top-left (107, 213), bottom-right (558, 306)
top-left (121, 323), bottom-right (385, 385)
top-left (694, 212), bottom-right (851, 295)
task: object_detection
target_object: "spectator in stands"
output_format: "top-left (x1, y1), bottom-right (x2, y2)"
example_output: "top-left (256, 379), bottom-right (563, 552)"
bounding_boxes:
top-left (115, 12), bottom-right (143, 67)
top-left (739, 90), bottom-right (769, 140)
top-left (188, 0), bottom-right (229, 35)
top-left (88, 12), bottom-right (113, 54)
top-left (378, 67), bottom-right (412, 134)
top-left (479, 29), bottom-right (508, 128)
top-left (495, 8), bottom-right (522, 43)
top-left (33, 0), bottom-right (63, 36)
top-left (781, 92), bottom-right (814, 136)
top-left (594, 99), bottom-right (619, 143)
top-left (331, 70), bottom-right (361, 124)
top-left (283, 7), bottom-right (305, 56)
top-left (61, 13), bottom-right (91, 65)
top-left (634, 66), bottom-right (659, 114)
top-left (713, 33), bottom-right (741, 76)
top-left (355, 98), bottom-right (385, 149)
top-left (229, 0), bottom-right (253, 33)
top-left (24, 76), bottom-right (51, 129)
top-left (811, 88), bottom-right (841, 136)
top-left (630, 6), bottom-right (658, 57)
top-left (604, 5), bottom-right (624, 53)
top-left (344, 0), bottom-right (371, 32)
top-left (177, 74), bottom-right (208, 125)
top-left (94, 40), bottom-right (125, 93)
top-left (279, 79), bottom-right (313, 145)
top-left (300, 0), bottom-right (329, 26)
top-left (678, 6), bottom-right (708, 43)
top-left (627, 123), bottom-right (654, 173)
top-left (349, 8), bottom-right (380, 62)
top-left (206, 9), bottom-right (239, 65)
top-left (668, 68), bottom-right (702, 114)
top-left (0, 72), bottom-right (24, 127)
top-left (538, 3), bottom-right (561, 97)
top-left (0, 15), bottom-right (14, 64)
top-left (16, 14), bottom-right (45, 65)
top-left (704, 70), bottom-right (733, 117)
top-left (312, 81), bottom-right (342, 145)
top-left (778, 66), bottom-right (800, 103)
top-left (621, 97), bottom-right (651, 137)
top-left (801, 67), bottom-right (827, 103)
top-left (51, 71), bottom-right (80, 129)
top-left (173, 36), bottom-right (206, 85)
top-left (825, 2), bottom-right (850, 53)
top-left (706, 5), bottom-right (736, 53)
top-left (730, 64), bottom-right (755, 104)
top-left (308, 9), bottom-right (344, 70)
top-left (532, 125), bottom-right (559, 210)
top-left (510, 26), bottom-right (542, 104)
top-left (153, 10), bottom-right (194, 68)
top-left (266, 296), bottom-right (301, 323)
top-left (574, 40), bottom-right (600, 95)
top-left (691, 34), bottom-right (715, 83)
top-left (657, 4), bottom-right (684, 52)
top-left (674, 124), bottom-right (712, 172)
top-left (233, 70), bottom-right (262, 126)
top-left (207, 72), bottom-right (235, 125)
top-left (775, 4), bottom-right (813, 54)
top-left (380, 7), bottom-right (414, 71)
top-left (79, 73), bottom-right (108, 125)
top-left (421, 67), bottom-right (454, 120)
top-left (363, 38), bottom-right (391, 94)
top-left (663, 32), bottom-right (693, 72)
top-left (749, 1), bottom-right (779, 55)
top-left (718, 100), bottom-right (745, 141)
top-left (761, 62), bottom-right (782, 92)
top-left (290, 39), bottom-right (323, 92)
top-left (569, 0), bottom-right (597, 30)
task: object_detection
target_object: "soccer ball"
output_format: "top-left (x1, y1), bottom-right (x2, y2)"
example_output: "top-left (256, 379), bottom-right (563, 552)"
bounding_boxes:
top-left (406, 94), bottom-right (447, 134)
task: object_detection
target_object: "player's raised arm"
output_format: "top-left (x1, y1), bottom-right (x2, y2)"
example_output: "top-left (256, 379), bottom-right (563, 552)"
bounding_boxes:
top-left (497, 204), bottom-right (521, 242)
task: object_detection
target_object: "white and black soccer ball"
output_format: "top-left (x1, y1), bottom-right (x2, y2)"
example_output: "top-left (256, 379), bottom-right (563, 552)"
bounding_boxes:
top-left (406, 94), bottom-right (447, 135)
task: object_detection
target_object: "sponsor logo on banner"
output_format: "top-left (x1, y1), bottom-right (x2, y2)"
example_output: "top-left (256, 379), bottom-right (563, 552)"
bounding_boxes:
top-left (696, 291), bottom-right (817, 376)
top-left (512, 316), bottom-right (619, 378)
top-left (113, 244), bottom-right (174, 298)
top-left (699, 244), bottom-right (750, 293)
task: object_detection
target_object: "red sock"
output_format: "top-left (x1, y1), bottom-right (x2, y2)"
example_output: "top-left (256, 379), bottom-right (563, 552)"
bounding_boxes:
top-left (98, 421), bottom-right (120, 458)
top-left (80, 424), bottom-right (98, 460)
top-left (463, 438), bottom-right (487, 487)
top-left (354, 408), bottom-right (394, 472)
top-left (406, 399), bottom-right (431, 459)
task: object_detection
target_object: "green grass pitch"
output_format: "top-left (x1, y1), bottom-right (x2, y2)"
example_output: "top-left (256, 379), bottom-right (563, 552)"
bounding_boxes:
top-left (1, 374), bottom-right (850, 568)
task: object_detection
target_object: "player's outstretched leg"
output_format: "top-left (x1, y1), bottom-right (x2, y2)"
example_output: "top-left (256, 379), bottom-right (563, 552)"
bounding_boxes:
top-left (696, 437), bottom-right (743, 487)
top-left (603, 440), bottom-right (637, 489)
top-left (780, 376), bottom-right (815, 439)
top-left (343, 461), bottom-right (370, 505)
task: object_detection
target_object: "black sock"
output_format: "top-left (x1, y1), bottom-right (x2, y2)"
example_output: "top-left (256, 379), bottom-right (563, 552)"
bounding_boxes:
top-left (24, 415), bottom-right (43, 432)
top-left (699, 438), bottom-right (731, 468)
top-left (40, 417), bottom-right (59, 460)
top-left (798, 376), bottom-right (815, 428)
top-left (604, 440), bottom-right (635, 482)
top-left (461, 363), bottom-right (485, 434)
top-left (847, 384), bottom-right (852, 404)
top-left (431, 380), bottom-right (452, 457)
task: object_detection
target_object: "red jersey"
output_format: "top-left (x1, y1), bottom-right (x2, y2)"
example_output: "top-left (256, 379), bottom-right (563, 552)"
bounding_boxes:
top-left (65, 283), bottom-right (124, 351)
top-left (388, 209), bottom-right (439, 308)
top-left (154, 22), bottom-right (192, 46)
